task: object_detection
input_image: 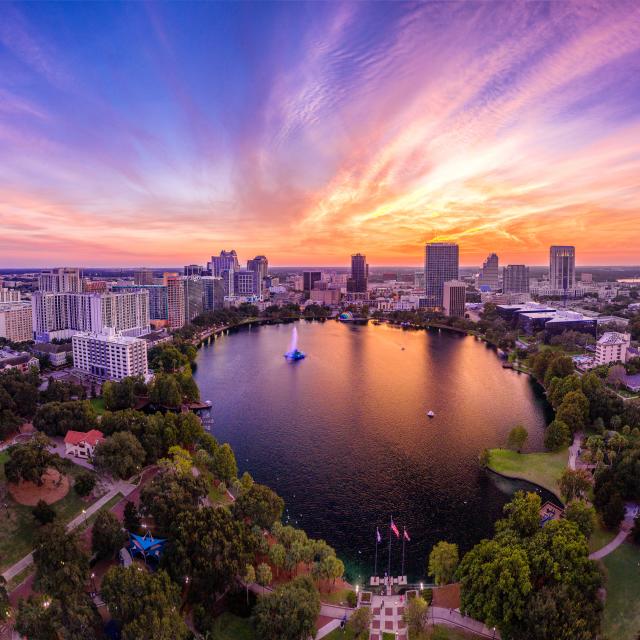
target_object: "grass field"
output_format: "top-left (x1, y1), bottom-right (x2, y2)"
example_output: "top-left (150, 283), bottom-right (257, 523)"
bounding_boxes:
top-left (487, 448), bottom-right (568, 496)
top-left (209, 612), bottom-right (255, 640)
top-left (325, 623), bottom-right (482, 639)
top-left (588, 517), bottom-right (617, 554)
top-left (601, 542), bottom-right (640, 640)
top-left (89, 397), bottom-right (105, 414)
top-left (0, 454), bottom-right (100, 572)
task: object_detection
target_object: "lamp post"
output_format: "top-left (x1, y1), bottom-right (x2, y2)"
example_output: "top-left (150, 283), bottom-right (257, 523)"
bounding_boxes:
top-left (493, 626), bottom-right (496, 639)
top-left (82, 509), bottom-right (87, 526)
top-left (90, 572), bottom-right (97, 596)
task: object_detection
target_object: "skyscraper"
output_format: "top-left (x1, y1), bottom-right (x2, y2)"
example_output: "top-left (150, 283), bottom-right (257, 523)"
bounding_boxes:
top-left (164, 273), bottom-right (185, 330)
top-left (208, 250), bottom-right (239, 277)
top-left (347, 253), bottom-right (368, 294)
top-left (233, 270), bottom-right (260, 296)
top-left (303, 271), bottom-right (323, 298)
top-left (443, 280), bottom-right (467, 317)
top-left (38, 268), bottom-right (81, 293)
top-left (247, 255), bottom-right (269, 292)
top-left (424, 243), bottom-right (459, 308)
top-left (183, 277), bottom-right (205, 322)
top-left (549, 246), bottom-right (576, 292)
top-left (478, 253), bottom-right (499, 290)
top-left (133, 268), bottom-right (155, 286)
top-left (202, 276), bottom-right (224, 311)
top-left (183, 264), bottom-right (203, 276)
top-left (503, 265), bottom-right (530, 293)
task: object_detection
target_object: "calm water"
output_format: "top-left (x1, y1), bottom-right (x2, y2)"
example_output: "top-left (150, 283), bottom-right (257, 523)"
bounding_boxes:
top-left (194, 321), bottom-right (553, 582)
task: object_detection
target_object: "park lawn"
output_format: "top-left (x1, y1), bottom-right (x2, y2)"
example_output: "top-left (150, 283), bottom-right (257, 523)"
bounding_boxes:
top-left (588, 517), bottom-right (617, 554)
top-left (319, 587), bottom-right (354, 606)
top-left (601, 542), bottom-right (640, 640)
top-left (487, 448), bottom-right (568, 496)
top-left (89, 397), bottom-right (105, 415)
top-left (0, 456), bottom-right (100, 572)
top-left (209, 612), bottom-right (255, 640)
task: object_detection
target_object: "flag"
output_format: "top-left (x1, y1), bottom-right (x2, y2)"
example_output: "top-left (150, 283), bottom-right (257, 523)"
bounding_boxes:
top-left (390, 519), bottom-right (400, 539)
top-left (376, 527), bottom-right (382, 544)
top-left (403, 528), bottom-right (411, 542)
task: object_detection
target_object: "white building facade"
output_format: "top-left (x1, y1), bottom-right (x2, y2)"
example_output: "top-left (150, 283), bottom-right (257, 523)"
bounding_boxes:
top-left (595, 332), bottom-right (631, 366)
top-left (0, 303), bottom-right (33, 342)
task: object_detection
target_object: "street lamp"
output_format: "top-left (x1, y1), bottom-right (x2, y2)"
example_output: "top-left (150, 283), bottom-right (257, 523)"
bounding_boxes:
top-left (90, 572), bottom-right (97, 596)
top-left (493, 626), bottom-right (496, 639)
top-left (82, 509), bottom-right (87, 525)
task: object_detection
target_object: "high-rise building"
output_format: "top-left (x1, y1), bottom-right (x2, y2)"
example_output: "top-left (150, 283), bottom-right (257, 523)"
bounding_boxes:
top-left (112, 285), bottom-right (167, 322)
top-left (183, 264), bottom-right (203, 276)
top-left (347, 253), bottom-right (368, 294)
top-left (0, 303), bottom-right (33, 342)
top-left (424, 243), bottom-right (459, 308)
top-left (550, 246), bottom-right (576, 292)
top-left (72, 330), bottom-right (148, 381)
top-left (208, 250), bottom-right (239, 277)
top-left (477, 253), bottom-right (499, 290)
top-left (303, 271), bottom-right (323, 298)
top-left (0, 287), bottom-right (20, 303)
top-left (32, 290), bottom-right (150, 342)
top-left (443, 280), bottom-right (467, 317)
top-left (503, 265), bottom-right (530, 293)
top-left (247, 256), bottom-right (269, 291)
top-left (202, 276), bottom-right (224, 311)
top-left (134, 269), bottom-right (155, 286)
top-left (38, 268), bottom-right (81, 293)
top-left (164, 274), bottom-right (185, 330)
top-left (414, 272), bottom-right (426, 290)
top-left (233, 270), bottom-right (260, 296)
top-left (183, 277), bottom-right (204, 322)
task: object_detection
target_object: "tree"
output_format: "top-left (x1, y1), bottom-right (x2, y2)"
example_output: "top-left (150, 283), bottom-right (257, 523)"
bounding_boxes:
top-left (92, 510), bottom-right (125, 559)
top-left (559, 468), bottom-right (592, 502)
top-left (507, 425), bottom-right (528, 453)
top-left (15, 593), bottom-right (100, 640)
top-left (556, 391), bottom-right (589, 433)
top-left (607, 364), bottom-right (627, 388)
top-left (148, 345), bottom-right (189, 372)
top-left (93, 431), bottom-right (146, 479)
top-left (33, 523), bottom-right (89, 600)
top-left (233, 483), bottom-right (285, 529)
top-left (564, 500), bottom-right (596, 539)
top-left (243, 564), bottom-right (255, 604)
top-left (161, 445), bottom-right (193, 475)
top-left (601, 493), bottom-right (625, 529)
top-left (501, 491), bottom-right (541, 538)
top-left (73, 470), bottom-right (96, 497)
top-left (0, 576), bottom-right (9, 621)
top-left (348, 606), bottom-right (372, 637)
top-left (33, 400), bottom-right (97, 437)
top-left (123, 500), bottom-right (141, 534)
top-left (102, 377), bottom-right (138, 411)
top-left (403, 595), bottom-right (429, 636)
top-left (252, 575), bottom-right (321, 640)
top-left (4, 433), bottom-right (60, 486)
top-left (210, 442), bottom-right (237, 483)
top-left (101, 567), bottom-right (189, 640)
top-left (256, 562), bottom-right (273, 587)
top-left (149, 373), bottom-right (182, 407)
top-left (544, 419), bottom-right (571, 451)
top-left (478, 448), bottom-right (490, 467)
top-left (428, 541), bottom-right (459, 586)
top-left (269, 543), bottom-right (286, 577)
top-left (32, 499), bottom-right (56, 525)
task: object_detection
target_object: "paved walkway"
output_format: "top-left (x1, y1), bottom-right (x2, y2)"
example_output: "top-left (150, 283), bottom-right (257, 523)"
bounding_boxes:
top-left (568, 431), bottom-right (583, 471)
top-left (1, 479), bottom-right (135, 582)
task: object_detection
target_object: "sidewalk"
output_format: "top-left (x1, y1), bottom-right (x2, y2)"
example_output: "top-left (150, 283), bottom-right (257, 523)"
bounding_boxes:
top-left (1, 479), bottom-right (135, 582)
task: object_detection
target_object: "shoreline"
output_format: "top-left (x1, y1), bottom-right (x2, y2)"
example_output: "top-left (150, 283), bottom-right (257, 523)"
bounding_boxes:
top-left (485, 463), bottom-right (564, 507)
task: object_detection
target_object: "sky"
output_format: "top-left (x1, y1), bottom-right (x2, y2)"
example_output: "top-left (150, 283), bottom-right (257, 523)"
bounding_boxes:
top-left (0, 1), bottom-right (639, 268)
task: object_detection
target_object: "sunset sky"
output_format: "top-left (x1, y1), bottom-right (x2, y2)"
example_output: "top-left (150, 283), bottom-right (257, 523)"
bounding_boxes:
top-left (1, 1), bottom-right (639, 267)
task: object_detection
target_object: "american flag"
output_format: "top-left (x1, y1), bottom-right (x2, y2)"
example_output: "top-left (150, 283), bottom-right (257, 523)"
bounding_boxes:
top-left (390, 518), bottom-right (400, 539)
top-left (403, 528), bottom-right (411, 542)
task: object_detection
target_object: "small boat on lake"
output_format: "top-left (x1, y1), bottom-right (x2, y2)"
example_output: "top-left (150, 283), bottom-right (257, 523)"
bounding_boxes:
top-left (427, 410), bottom-right (435, 418)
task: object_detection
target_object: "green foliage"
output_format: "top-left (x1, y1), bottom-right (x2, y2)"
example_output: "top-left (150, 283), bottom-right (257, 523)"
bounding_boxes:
top-left (403, 596), bottom-right (429, 636)
top-left (256, 562), bottom-right (273, 587)
top-left (101, 567), bottom-right (189, 640)
top-left (544, 419), bottom-right (571, 451)
top-left (32, 499), bottom-right (56, 525)
top-left (233, 483), bottom-right (285, 529)
top-left (559, 468), bottom-right (592, 502)
top-left (0, 369), bottom-right (39, 437)
top-left (5, 433), bottom-right (60, 486)
top-left (33, 400), bottom-right (98, 437)
top-left (149, 373), bottom-right (182, 407)
top-left (92, 510), bottom-right (126, 559)
top-left (123, 500), bottom-right (141, 534)
top-left (564, 500), bottom-right (597, 539)
top-left (345, 589), bottom-right (357, 608)
top-left (148, 344), bottom-right (190, 372)
top-left (211, 442), bottom-right (238, 483)
top-left (33, 522), bottom-right (89, 600)
top-left (73, 469), bottom-right (96, 497)
top-left (601, 493), bottom-right (625, 529)
top-left (252, 575), bottom-right (321, 640)
top-left (428, 541), bottom-right (459, 586)
top-left (93, 431), bottom-right (146, 479)
top-left (507, 425), bottom-right (528, 452)
top-left (478, 448), bottom-right (490, 467)
top-left (348, 605), bottom-right (372, 637)
top-left (556, 390), bottom-right (589, 433)
top-left (458, 491), bottom-right (603, 640)
top-left (102, 376), bottom-right (146, 411)
top-left (40, 378), bottom-right (86, 404)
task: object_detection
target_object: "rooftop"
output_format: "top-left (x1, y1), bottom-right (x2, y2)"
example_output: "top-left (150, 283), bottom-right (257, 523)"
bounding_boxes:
top-left (597, 332), bottom-right (630, 346)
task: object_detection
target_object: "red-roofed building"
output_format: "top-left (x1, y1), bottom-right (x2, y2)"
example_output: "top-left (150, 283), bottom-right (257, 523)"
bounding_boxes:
top-left (64, 429), bottom-right (104, 459)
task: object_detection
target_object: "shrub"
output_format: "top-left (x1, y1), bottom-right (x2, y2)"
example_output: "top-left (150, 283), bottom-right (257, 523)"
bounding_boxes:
top-left (73, 470), bottom-right (96, 497)
top-left (32, 500), bottom-right (56, 525)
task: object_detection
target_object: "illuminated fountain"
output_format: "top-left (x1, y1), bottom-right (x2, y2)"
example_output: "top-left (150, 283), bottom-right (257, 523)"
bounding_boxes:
top-left (284, 326), bottom-right (306, 361)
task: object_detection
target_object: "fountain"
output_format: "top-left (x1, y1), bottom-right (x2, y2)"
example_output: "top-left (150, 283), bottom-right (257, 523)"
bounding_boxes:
top-left (284, 326), bottom-right (306, 360)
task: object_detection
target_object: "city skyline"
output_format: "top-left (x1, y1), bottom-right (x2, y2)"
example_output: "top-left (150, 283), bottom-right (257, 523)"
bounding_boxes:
top-left (1, 2), bottom-right (640, 267)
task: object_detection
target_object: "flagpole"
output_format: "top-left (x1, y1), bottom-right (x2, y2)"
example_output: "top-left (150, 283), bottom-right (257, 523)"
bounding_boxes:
top-left (374, 528), bottom-right (378, 577)
top-left (387, 516), bottom-right (392, 578)
top-left (401, 528), bottom-right (406, 577)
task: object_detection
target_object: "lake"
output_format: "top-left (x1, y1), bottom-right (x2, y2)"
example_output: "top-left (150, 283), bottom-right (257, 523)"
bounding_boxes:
top-left (194, 320), bottom-right (553, 582)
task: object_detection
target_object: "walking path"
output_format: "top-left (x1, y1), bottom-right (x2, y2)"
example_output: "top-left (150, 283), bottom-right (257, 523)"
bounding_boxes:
top-left (1, 479), bottom-right (135, 582)
top-left (568, 431), bottom-right (583, 471)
